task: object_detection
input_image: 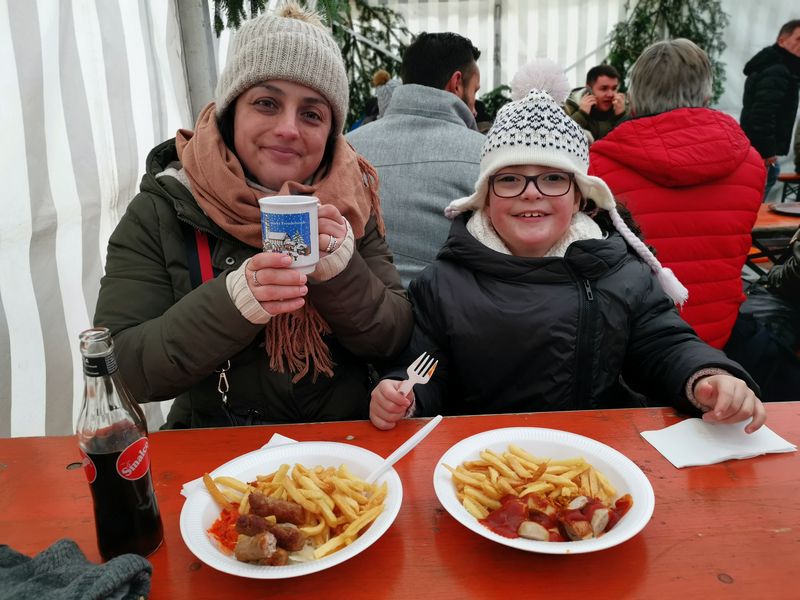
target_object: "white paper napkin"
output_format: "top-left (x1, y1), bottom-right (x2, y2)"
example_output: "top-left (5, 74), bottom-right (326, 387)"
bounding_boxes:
top-left (640, 419), bottom-right (796, 468)
top-left (180, 433), bottom-right (298, 498)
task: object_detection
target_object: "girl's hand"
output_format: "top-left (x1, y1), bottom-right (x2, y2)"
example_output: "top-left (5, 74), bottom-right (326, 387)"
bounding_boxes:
top-left (318, 204), bottom-right (348, 255)
top-left (694, 375), bottom-right (767, 433)
top-left (247, 252), bottom-right (308, 315)
top-left (370, 379), bottom-right (412, 430)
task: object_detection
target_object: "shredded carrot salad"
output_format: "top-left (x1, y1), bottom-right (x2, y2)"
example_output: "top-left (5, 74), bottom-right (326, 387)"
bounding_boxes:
top-left (208, 504), bottom-right (240, 552)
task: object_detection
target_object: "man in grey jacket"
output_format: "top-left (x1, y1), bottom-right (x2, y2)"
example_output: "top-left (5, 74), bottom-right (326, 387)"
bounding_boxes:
top-left (347, 32), bottom-right (485, 287)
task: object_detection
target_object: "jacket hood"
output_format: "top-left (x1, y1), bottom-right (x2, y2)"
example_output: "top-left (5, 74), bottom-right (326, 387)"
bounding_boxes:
top-left (438, 213), bottom-right (628, 283)
top-left (743, 44), bottom-right (800, 76)
top-left (565, 86), bottom-right (588, 108)
top-left (589, 108), bottom-right (753, 187)
top-left (142, 138), bottom-right (224, 234)
top-left (744, 45), bottom-right (782, 75)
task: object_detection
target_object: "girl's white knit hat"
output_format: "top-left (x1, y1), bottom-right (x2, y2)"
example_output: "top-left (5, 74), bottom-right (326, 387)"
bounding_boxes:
top-left (446, 88), bottom-right (688, 306)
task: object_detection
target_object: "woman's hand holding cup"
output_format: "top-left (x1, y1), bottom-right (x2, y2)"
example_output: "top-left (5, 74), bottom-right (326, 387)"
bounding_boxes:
top-left (251, 199), bottom-right (347, 314)
top-left (318, 204), bottom-right (347, 255)
top-left (247, 252), bottom-right (308, 316)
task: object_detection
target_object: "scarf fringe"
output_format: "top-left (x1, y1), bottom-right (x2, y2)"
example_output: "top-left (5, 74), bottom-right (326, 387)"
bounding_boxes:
top-left (265, 154), bottom-right (384, 382)
top-left (267, 303), bottom-right (334, 383)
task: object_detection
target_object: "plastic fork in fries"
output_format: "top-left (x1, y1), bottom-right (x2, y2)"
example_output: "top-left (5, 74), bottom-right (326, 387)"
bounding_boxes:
top-left (398, 351), bottom-right (439, 397)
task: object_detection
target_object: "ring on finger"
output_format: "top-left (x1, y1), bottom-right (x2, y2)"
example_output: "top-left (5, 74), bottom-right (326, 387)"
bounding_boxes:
top-left (325, 235), bottom-right (338, 253)
top-left (252, 270), bottom-right (260, 287)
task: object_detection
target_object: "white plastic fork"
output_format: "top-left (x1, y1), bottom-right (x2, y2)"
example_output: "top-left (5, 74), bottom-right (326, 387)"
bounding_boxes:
top-left (397, 352), bottom-right (438, 397)
top-left (366, 415), bottom-right (443, 483)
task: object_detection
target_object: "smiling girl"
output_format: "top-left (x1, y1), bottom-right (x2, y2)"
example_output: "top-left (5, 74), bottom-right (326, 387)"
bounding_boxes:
top-left (370, 85), bottom-right (766, 434)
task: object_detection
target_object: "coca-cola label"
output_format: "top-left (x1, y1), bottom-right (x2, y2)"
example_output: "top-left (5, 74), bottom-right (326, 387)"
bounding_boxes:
top-left (116, 437), bottom-right (151, 481)
top-left (80, 448), bottom-right (97, 484)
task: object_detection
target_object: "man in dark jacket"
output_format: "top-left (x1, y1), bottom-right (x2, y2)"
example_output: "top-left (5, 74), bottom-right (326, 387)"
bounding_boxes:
top-left (740, 19), bottom-right (800, 198)
top-left (725, 228), bottom-right (800, 402)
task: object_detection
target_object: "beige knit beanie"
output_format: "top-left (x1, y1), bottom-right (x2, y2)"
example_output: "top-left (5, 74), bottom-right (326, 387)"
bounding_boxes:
top-left (214, 1), bottom-right (349, 133)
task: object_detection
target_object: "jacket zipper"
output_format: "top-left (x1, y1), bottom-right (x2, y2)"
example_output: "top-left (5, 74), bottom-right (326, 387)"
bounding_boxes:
top-left (582, 279), bottom-right (594, 301)
top-left (572, 276), bottom-right (595, 406)
top-left (176, 214), bottom-right (216, 237)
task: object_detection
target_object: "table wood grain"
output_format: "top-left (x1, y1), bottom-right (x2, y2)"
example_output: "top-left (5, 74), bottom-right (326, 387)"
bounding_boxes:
top-left (753, 203), bottom-right (800, 234)
top-left (1, 405), bottom-right (798, 599)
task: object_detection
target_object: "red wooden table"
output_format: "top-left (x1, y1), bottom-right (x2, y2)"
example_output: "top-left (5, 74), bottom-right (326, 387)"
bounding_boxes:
top-left (2, 405), bottom-right (799, 599)
top-left (752, 202), bottom-right (800, 235)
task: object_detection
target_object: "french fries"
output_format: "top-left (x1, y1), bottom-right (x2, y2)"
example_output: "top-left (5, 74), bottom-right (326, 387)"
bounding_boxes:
top-left (203, 473), bottom-right (232, 510)
top-left (205, 463), bottom-right (387, 561)
top-left (445, 444), bottom-right (619, 522)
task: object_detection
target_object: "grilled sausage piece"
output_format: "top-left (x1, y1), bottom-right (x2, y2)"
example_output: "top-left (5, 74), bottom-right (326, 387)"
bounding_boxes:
top-left (591, 508), bottom-right (610, 536)
top-left (518, 521), bottom-right (550, 541)
top-left (234, 531), bottom-right (277, 562)
top-left (249, 493), bottom-right (304, 525)
top-left (560, 518), bottom-right (594, 541)
top-left (266, 547), bottom-right (289, 566)
top-left (268, 523), bottom-right (307, 551)
top-left (236, 513), bottom-right (270, 537)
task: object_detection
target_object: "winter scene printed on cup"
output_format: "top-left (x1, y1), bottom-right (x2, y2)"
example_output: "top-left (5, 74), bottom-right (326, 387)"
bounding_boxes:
top-left (264, 213), bottom-right (311, 258)
top-left (258, 196), bottom-right (320, 274)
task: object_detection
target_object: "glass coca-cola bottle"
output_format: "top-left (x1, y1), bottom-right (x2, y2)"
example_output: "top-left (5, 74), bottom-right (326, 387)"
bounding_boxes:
top-left (77, 327), bottom-right (163, 561)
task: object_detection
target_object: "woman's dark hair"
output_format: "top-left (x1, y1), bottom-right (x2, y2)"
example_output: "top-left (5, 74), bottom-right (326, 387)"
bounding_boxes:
top-left (216, 101), bottom-right (337, 186)
top-left (217, 103), bottom-right (238, 158)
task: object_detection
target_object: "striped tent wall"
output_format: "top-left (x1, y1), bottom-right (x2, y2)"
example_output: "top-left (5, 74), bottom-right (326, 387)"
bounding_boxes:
top-left (1, 0), bottom-right (796, 437)
top-left (380, 0), bottom-right (627, 92)
top-left (1, 0), bottom-right (191, 437)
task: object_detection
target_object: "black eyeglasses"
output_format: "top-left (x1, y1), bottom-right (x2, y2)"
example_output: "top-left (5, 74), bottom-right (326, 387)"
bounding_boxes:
top-left (489, 172), bottom-right (574, 198)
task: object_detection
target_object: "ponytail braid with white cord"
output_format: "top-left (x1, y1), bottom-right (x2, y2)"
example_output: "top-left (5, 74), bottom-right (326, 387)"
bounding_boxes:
top-left (608, 207), bottom-right (689, 306)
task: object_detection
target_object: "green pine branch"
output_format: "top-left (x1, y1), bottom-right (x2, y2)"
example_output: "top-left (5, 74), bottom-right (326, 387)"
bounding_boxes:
top-left (606, 0), bottom-right (729, 103)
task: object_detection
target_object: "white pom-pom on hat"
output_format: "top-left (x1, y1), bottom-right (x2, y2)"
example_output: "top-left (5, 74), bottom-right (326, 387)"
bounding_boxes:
top-left (510, 57), bottom-right (571, 104)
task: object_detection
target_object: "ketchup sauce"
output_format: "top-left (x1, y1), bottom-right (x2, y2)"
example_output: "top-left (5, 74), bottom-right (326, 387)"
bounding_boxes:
top-left (606, 494), bottom-right (633, 531)
top-left (479, 496), bottom-right (527, 538)
top-left (479, 493), bottom-right (633, 541)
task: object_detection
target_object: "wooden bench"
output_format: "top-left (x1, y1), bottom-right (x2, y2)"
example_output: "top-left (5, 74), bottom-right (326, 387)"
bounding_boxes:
top-left (778, 172), bottom-right (800, 202)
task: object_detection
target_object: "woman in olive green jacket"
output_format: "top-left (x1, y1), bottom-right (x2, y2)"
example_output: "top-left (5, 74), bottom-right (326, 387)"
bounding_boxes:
top-left (94, 4), bottom-right (412, 428)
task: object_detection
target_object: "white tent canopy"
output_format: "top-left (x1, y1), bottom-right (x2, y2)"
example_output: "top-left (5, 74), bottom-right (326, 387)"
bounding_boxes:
top-left (0, 0), bottom-right (796, 437)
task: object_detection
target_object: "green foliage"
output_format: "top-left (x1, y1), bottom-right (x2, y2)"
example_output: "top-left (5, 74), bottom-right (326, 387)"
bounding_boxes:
top-left (605, 0), bottom-right (730, 102)
top-left (326, 1), bottom-right (410, 128)
top-left (213, 0), bottom-right (267, 35)
top-left (479, 85), bottom-right (512, 121)
top-left (213, 0), bottom-right (410, 129)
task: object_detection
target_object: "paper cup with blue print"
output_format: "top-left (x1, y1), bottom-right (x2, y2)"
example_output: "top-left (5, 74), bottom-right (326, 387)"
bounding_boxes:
top-left (258, 196), bottom-right (319, 274)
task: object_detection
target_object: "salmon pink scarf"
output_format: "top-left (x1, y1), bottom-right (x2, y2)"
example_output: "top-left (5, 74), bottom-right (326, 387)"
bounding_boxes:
top-left (175, 102), bottom-right (383, 382)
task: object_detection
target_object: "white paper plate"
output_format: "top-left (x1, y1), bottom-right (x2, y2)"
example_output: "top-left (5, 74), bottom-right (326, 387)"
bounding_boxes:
top-left (433, 427), bottom-right (654, 554)
top-left (180, 441), bottom-right (402, 578)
